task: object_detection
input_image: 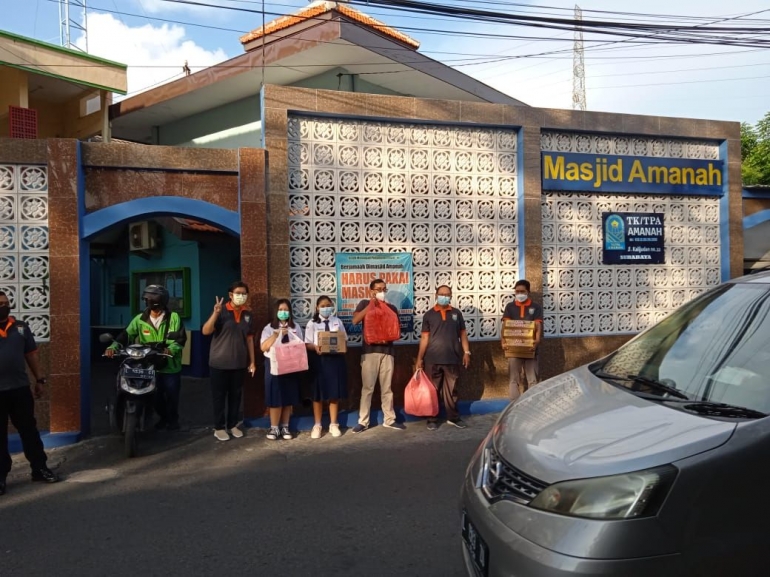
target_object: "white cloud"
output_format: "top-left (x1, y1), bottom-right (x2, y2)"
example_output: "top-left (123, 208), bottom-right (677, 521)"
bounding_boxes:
top-left (75, 13), bottom-right (229, 98)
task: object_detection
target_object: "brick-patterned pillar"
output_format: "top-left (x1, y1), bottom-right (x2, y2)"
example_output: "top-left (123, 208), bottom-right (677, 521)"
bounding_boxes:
top-left (521, 125), bottom-right (544, 294)
top-left (47, 140), bottom-right (82, 433)
top-left (238, 148), bottom-right (268, 418)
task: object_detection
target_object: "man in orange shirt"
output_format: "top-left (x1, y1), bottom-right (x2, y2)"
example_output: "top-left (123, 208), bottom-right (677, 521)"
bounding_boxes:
top-left (502, 280), bottom-right (543, 401)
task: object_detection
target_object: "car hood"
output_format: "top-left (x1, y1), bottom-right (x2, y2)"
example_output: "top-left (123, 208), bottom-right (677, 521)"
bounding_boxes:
top-left (494, 366), bottom-right (736, 484)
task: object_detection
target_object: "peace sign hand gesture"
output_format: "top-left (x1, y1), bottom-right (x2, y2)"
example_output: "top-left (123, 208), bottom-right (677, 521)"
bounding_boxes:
top-left (213, 296), bottom-right (224, 314)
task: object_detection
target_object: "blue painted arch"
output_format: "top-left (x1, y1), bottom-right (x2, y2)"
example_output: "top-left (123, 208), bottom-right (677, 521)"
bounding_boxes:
top-left (744, 209), bottom-right (770, 230)
top-left (81, 196), bottom-right (240, 239)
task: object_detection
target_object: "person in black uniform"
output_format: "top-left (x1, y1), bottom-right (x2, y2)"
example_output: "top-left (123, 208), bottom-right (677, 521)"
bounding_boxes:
top-left (202, 281), bottom-right (257, 442)
top-left (0, 290), bottom-right (60, 495)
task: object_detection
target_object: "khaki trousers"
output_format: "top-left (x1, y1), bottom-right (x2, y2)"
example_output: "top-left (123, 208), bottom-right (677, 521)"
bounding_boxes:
top-left (358, 353), bottom-right (396, 426)
top-left (508, 356), bottom-right (539, 401)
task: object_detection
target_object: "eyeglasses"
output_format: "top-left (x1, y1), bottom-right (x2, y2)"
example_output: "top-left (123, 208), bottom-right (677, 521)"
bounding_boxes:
top-left (375, 288), bottom-right (388, 293)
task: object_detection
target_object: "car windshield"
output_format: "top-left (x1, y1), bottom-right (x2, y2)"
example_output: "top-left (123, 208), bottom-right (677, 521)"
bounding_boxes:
top-left (592, 282), bottom-right (770, 414)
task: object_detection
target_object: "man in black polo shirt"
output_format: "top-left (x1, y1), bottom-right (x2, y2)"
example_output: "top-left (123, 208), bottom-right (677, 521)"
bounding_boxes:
top-left (502, 279), bottom-right (543, 401)
top-left (202, 281), bottom-right (257, 442)
top-left (351, 278), bottom-right (406, 433)
top-left (415, 285), bottom-right (471, 430)
top-left (0, 290), bottom-right (60, 495)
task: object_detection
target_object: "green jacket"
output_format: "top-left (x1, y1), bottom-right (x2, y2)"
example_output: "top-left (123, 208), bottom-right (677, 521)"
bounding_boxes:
top-left (110, 309), bottom-right (186, 374)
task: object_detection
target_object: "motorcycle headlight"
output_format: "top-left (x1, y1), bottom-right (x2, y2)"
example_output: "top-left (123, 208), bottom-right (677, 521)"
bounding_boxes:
top-left (127, 347), bottom-right (151, 358)
top-left (530, 466), bottom-right (677, 520)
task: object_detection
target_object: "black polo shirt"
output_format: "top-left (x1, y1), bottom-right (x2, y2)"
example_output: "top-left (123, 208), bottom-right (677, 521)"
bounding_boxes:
top-left (421, 305), bottom-right (466, 366)
top-left (355, 299), bottom-right (399, 356)
top-left (502, 299), bottom-right (543, 323)
top-left (208, 303), bottom-right (256, 370)
top-left (0, 317), bottom-right (38, 392)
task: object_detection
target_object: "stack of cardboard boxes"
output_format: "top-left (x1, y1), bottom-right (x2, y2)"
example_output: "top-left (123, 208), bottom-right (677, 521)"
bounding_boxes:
top-left (501, 320), bottom-right (536, 359)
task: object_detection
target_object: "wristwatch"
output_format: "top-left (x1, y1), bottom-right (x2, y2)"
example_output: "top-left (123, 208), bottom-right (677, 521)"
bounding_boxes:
top-left (36, 378), bottom-right (47, 385)
top-left (464, 351), bottom-right (471, 355)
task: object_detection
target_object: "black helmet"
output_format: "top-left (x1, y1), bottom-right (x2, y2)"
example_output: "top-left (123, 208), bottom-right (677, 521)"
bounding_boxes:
top-left (142, 285), bottom-right (169, 310)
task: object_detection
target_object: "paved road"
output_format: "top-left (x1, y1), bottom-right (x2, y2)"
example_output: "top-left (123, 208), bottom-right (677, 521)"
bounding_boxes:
top-left (2, 415), bottom-right (496, 577)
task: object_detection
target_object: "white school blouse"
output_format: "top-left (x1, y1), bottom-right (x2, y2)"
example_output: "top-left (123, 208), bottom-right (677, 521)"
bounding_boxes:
top-left (260, 323), bottom-right (304, 359)
top-left (304, 315), bottom-right (347, 346)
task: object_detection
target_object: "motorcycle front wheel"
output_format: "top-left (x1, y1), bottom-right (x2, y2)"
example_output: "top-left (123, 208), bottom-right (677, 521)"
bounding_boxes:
top-left (124, 411), bottom-right (138, 458)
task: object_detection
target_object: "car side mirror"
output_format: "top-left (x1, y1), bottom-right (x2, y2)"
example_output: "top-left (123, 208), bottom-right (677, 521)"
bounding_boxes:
top-left (99, 333), bottom-right (114, 344)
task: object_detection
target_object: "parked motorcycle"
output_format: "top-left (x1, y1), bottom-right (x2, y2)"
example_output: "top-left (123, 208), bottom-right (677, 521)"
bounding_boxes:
top-left (100, 333), bottom-right (179, 458)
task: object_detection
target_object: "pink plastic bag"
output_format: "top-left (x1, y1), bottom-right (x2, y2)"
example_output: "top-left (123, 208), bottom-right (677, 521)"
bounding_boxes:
top-left (404, 370), bottom-right (439, 417)
top-left (269, 333), bottom-right (309, 376)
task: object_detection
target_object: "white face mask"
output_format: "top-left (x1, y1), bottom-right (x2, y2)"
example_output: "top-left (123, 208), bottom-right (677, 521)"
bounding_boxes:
top-left (375, 292), bottom-right (387, 302)
top-left (232, 294), bottom-right (248, 306)
top-left (515, 293), bottom-right (528, 303)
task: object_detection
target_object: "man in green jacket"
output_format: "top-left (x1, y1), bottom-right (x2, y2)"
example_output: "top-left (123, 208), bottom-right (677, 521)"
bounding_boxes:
top-left (105, 285), bottom-right (186, 430)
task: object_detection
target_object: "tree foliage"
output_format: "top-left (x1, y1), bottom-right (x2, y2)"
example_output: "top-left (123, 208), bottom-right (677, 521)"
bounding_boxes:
top-left (742, 112), bottom-right (770, 185)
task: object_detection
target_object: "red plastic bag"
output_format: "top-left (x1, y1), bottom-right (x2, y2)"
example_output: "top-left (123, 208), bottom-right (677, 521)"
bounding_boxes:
top-left (363, 300), bottom-right (401, 345)
top-left (404, 370), bottom-right (439, 417)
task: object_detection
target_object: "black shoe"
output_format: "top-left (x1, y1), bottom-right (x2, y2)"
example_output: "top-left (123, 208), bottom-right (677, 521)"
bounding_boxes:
top-left (352, 424), bottom-right (368, 434)
top-left (31, 467), bottom-right (60, 484)
top-left (0, 478), bottom-right (6, 495)
top-left (447, 419), bottom-right (468, 429)
top-left (154, 420), bottom-right (168, 431)
top-left (427, 421), bottom-right (438, 431)
top-left (383, 422), bottom-right (406, 431)
top-left (166, 421), bottom-right (180, 431)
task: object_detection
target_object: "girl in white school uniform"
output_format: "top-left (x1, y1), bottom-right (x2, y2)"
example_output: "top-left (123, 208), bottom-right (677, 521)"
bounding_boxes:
top-left (305, 295), bottom-right (348, 439)
top-left (260, 298), bottom-right (304, 440)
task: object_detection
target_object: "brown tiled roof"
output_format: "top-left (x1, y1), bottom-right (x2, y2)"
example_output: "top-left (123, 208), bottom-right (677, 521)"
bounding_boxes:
top-left (239, 0), bottom-right (420, 49)
top-left (174, 218), bottom-right (224, 233)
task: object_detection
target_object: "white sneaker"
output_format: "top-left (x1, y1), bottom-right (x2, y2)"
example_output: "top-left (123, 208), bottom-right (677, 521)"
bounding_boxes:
top-left (214, 429), bottom-right (229, 442)
top-left (230, 427), bottom-right (244, 439)
top-left (311, 424), bottom-right (323, 439)
top-left (329, 423), bottom-right (342, 437)
top-left (281, 426), bottom-right (293, 440)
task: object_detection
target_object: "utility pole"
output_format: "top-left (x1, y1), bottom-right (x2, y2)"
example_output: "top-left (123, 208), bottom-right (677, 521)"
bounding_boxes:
top-left (572, 4), bottom-right (586, 111)
top-left (59, 0), bottom-right (88, 52)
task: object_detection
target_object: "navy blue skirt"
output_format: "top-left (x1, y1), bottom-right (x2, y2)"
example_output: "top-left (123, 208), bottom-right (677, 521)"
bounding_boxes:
top-left (310, 353), bottom-right (348, 402)
top-left (264, 363), bottom-right (301, 408)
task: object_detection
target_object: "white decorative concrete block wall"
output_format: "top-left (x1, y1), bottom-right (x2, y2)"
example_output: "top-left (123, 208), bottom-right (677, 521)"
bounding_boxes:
top-left (540, 132), bottom-right (722, 337)
top-left (0, 164), bottom-right (50, 341)
top-left (288, 115), bottom-right (520, 344)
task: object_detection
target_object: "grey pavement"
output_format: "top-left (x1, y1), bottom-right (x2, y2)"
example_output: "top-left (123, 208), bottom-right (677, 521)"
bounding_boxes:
top-left (2, 413), bottom-right (497, 577)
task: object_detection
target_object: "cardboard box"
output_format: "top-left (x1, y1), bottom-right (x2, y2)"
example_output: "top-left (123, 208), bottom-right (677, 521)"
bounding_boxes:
top-left (502, 320), bottom-right (536, 358)
top-left (317, 331), bottom-right (347, 354)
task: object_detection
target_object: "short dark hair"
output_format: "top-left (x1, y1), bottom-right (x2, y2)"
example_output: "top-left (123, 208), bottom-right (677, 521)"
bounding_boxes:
top-left (229, 281), bottom-right (249, 294)
top-left (514, 280), bottom-right (531, 292)
top-left (370, 278), bottom-right (385, 290)
top-left (0, 290), bottom-right (6, 298)
top-left (312, 295), bottom-right (333, 323)
top-left (435, 285), bottom-right (452, 294)
top-left (270, 298), bottom-right (296, 329)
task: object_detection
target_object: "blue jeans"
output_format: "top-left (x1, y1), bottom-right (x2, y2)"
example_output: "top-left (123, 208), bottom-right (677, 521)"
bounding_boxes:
top-left (155, 372), bottom-right (181, 425)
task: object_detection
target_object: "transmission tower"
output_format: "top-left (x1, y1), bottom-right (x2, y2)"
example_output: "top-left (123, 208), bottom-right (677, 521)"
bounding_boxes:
top-left (572, 4), bottom-right (586, 111)
top-left (59, 0), bottom-right (88, 52)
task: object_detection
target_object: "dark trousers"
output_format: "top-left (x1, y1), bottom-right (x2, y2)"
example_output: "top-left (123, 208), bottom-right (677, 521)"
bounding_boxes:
top-left (425, 363), bottom-right (460, 422)
top-left (0, 386), bottom-right (47, 477)
top-left (210, 368), bottom-right (245, 430)
top-left (154, 372), bottom-right (181, 426)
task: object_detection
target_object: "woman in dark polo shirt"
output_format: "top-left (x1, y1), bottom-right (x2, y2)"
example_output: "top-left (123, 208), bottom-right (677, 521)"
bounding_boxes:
top-left (202, 281), bottom-right (256, 442)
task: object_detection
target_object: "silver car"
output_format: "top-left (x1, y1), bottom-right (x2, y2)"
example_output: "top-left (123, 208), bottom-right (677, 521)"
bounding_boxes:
top-left (461, 272), bottom-right (770, 576)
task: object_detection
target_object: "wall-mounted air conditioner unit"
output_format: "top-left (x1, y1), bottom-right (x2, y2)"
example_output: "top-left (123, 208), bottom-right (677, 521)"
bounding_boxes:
top-left (129, 221), bottom-right (160, 252)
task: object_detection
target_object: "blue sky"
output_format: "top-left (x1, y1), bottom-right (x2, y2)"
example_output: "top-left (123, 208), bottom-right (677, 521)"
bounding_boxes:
top-left (2, 0), bottom-right (769, 124)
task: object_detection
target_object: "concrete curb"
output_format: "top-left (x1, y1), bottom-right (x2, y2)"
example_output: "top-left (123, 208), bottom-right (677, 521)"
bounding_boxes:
top-left (8, 399), bottom-right (509, 453)
top-left (242, 398), bottom-right (509, 431)
top-left (8, 431), bottom-right (82, 455)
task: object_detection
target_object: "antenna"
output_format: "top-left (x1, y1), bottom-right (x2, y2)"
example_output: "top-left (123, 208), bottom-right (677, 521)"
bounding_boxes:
top-left (572, 4), bottom-right (586, 111)
top-left (59, 0), bottom-right (88, 52)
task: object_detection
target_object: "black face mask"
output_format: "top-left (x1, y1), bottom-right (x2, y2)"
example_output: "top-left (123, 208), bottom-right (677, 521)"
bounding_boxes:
top-left (0, 304), bottom-right (10, 321)
top-left (144, 298), bottom-right (163, 311)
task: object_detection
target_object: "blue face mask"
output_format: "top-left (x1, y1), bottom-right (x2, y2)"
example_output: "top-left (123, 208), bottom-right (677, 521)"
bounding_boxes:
top-left (319, 307), bottom-right (334, 318)
top-left (277, 311), bottom-right (290, 322)
top-left (437, 295), bottom-right (451, 306)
